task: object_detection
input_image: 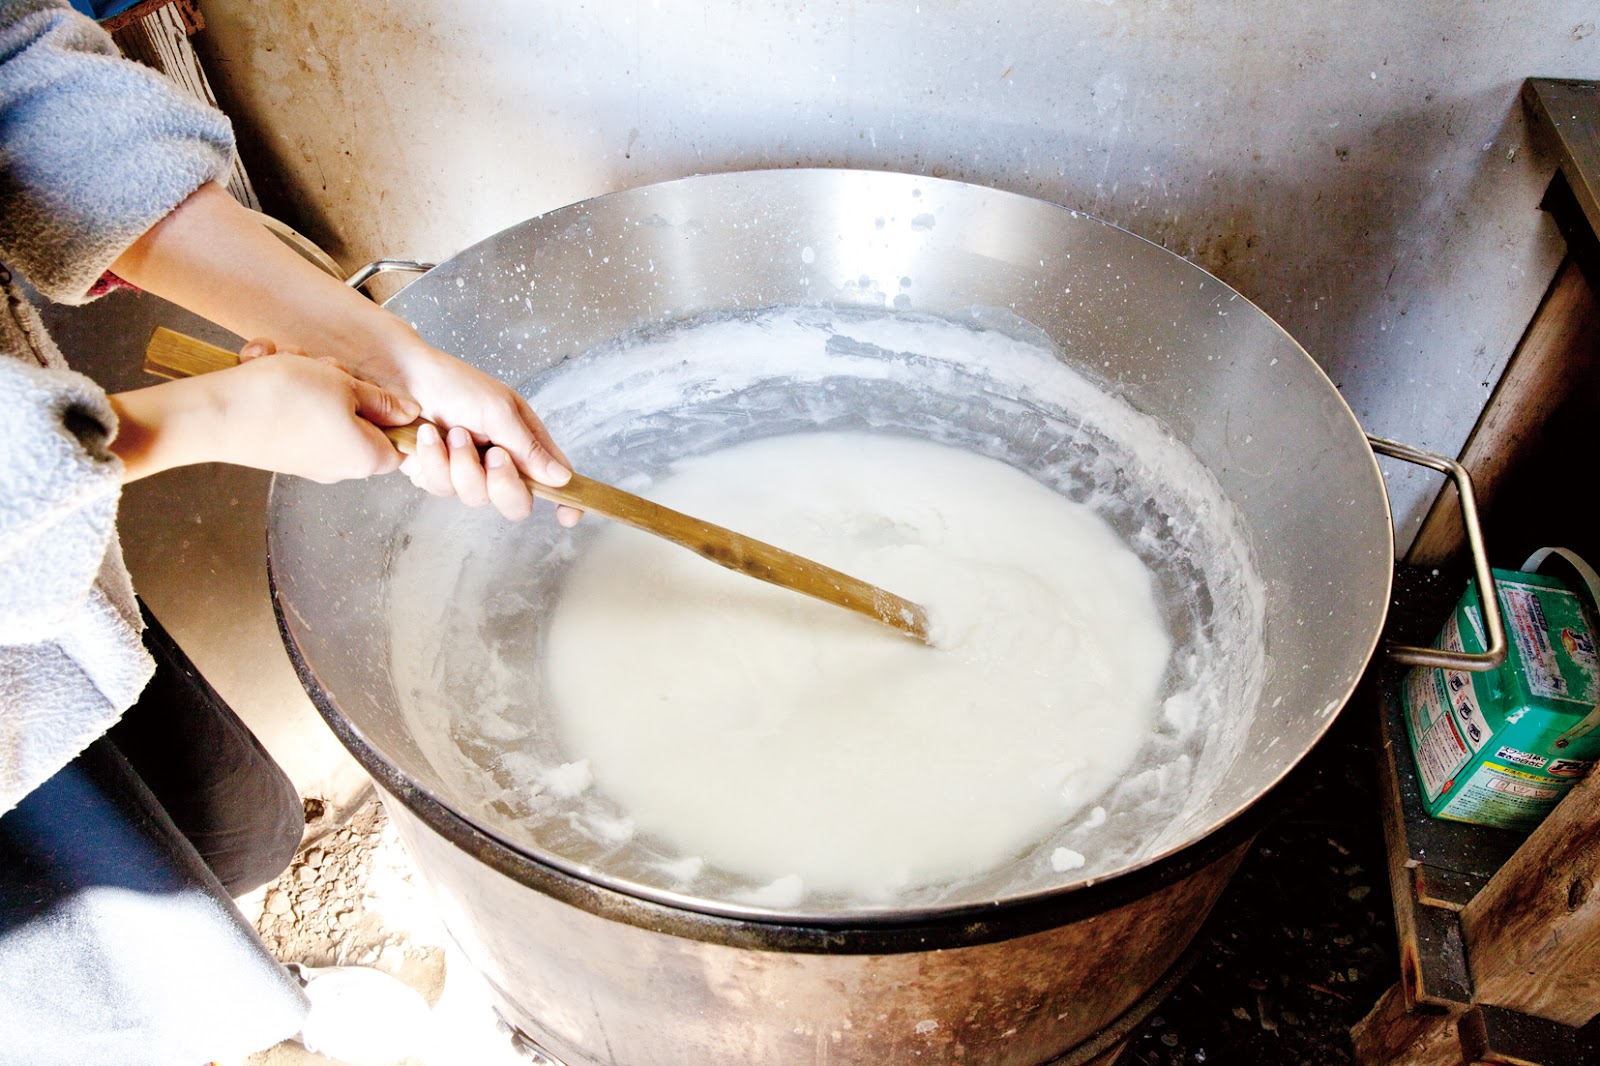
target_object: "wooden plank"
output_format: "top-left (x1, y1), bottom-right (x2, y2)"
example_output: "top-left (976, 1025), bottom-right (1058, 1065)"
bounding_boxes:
top-left (1412, 902), bottom-right (1475, 1008)
top-left (1460, 769), bottom-right (1600, 1028)
top-left (1350, 981), bottom-right (1468, 1066)
top-left (1367, 562), bottom-right (1600, 1054)
top-left (1407, 258), bottom-right (1600, 567)
top-left (1457, 1004), bottom-right (1600, 1066)
top-left (102, 0), bottom-right (200, 35)
top-left (1376, 677), bottom-right (1477, 1008)
top-left (1524, 80), bottom-right (1600, 242)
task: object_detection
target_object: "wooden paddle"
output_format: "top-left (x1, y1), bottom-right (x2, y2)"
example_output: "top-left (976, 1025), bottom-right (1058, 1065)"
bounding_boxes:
top-left (143, 327), bottom-right (932, 643)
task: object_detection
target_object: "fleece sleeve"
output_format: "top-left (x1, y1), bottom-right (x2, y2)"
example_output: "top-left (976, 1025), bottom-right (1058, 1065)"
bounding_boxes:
top-left (0, 346), bottom-right (154, 813)
top-left (0, 0), bottom-right (236, 304)
top-left (0, 353), bottom-right (122, 644)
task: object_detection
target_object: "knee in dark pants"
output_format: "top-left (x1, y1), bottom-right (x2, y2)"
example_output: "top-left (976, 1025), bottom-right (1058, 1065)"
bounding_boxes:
top-left (108, 602), bottom-right (306, 896)
top-left (204, 758), bottom-right (304, 896)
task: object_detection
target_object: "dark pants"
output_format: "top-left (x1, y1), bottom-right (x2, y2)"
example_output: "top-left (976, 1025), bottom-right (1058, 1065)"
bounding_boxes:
top-left (106, 604), bottom-right (303, 894)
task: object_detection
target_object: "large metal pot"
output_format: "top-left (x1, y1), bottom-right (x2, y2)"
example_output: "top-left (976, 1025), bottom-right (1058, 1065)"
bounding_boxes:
top-left (270, 170), bottom-right (1500, 1064)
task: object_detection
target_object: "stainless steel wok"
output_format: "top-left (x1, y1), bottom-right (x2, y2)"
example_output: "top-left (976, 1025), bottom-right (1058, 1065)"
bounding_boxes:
top-left (268, 169), bottom-right (1501, 1065)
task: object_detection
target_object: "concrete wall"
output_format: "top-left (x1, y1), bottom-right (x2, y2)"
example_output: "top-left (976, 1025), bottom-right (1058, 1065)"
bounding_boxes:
top-left (195, 0), bottom-right (1599, 547)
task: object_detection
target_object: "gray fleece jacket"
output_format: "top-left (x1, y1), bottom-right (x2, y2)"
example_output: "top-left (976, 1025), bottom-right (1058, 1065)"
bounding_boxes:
top-left (1, 7), bottom-right (313, 1064)
top-left (0, 0), bottom-right (234, 814)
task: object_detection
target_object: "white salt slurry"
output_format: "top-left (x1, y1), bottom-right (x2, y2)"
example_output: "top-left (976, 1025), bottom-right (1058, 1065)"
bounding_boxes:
top-left (386, 306), bottom-right (1267, 915)
top-left (543, 432), bottom-right (1170, 897)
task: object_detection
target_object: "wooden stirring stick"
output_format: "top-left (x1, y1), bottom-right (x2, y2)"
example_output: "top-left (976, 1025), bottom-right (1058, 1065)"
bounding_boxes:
top-left (143, 327), bottom-right (932, 643)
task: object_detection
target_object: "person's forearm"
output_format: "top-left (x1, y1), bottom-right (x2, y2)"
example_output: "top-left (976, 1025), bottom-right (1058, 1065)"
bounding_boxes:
top-left (108, 351), bottom-right (415, 485)
top-left (110, 183), bottom-right (419, 380)
top-left (111, 181), bottom-right (573, 519)
top-left (107, 378), bottom-right (226, 482)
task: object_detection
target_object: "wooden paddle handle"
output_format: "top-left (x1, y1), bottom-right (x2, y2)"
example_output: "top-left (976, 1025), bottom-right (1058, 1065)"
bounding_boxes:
top-left (143, 328), bottom-right (933, 643)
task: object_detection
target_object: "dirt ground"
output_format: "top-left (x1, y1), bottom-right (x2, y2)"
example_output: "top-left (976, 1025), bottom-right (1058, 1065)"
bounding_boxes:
top-left (236, 798), bottom-right (533, 1066)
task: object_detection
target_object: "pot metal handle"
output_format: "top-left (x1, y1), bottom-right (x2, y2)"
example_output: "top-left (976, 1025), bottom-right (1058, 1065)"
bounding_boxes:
top-left (345, 258), bottom-right (437, 291)
top-left (253, 211), bottom-right (344, 280)
top-left (1367, 435), bottom-right (1507, 672)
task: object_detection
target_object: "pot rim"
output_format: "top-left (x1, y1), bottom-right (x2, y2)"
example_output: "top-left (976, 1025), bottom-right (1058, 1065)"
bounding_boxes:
top-left (267, 169), bottom-right (1398, 944)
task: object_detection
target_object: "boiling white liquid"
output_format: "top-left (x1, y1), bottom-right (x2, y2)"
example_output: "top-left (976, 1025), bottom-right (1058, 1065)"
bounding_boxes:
top-left (543, 431), bottom-right (1171, 899)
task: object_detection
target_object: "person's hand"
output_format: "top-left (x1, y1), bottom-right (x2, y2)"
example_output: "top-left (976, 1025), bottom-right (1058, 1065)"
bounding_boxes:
top-left (225, 339), bottom-right (419, 482)
top-left (357, 337), bottom-right (581, 526)
top-left (107, 182), bottom-right (578, 523)
top-left (108, 339), bottom-right (419, 484)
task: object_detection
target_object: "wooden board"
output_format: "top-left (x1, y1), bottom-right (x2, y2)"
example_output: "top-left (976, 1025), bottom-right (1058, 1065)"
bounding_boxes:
top-left (1359, 563), bottom-right (1600, 1058)
top-left (1460, 769), bottom-right (1600, 1028)
top-left (1524, 80), bottom-right (1600, 242)
top-left (1413, 865), bottom-right (1480, 912)
top-left (1349, 982), bottom-right (1467, 1066)
top-left (1374, 676), bottom-right (1476, 1009)
top-left (1457, 1004), bottom-right (1600, 1066)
